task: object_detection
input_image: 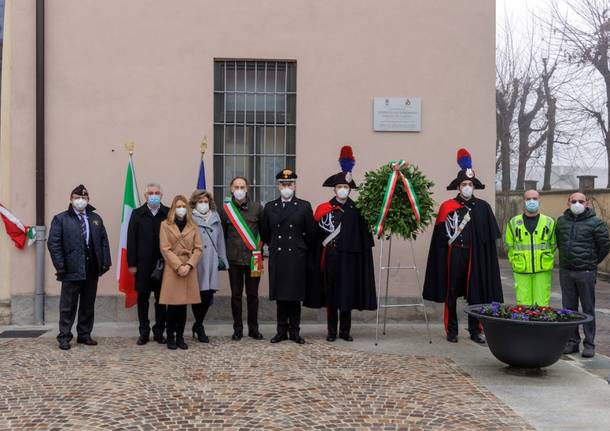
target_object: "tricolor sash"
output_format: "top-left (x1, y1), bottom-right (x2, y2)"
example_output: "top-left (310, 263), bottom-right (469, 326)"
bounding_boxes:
top-left (223, 200), bottom-right (263, 277)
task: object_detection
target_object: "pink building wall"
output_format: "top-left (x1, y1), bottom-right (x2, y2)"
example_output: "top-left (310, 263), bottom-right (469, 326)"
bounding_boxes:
top-left (0, 0), bottom-right (495, 319)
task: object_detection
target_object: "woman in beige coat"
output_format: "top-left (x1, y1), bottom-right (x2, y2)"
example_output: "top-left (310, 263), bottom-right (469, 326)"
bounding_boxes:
top-left (159, 195), bottom-right (203, 350)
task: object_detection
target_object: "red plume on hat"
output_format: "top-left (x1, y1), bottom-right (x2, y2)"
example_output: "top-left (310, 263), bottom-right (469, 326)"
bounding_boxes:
top-left (339, 146), bottom-right (355, 173)
top-left (446, 147), bottom-right (485, 190)
top-left (457, 148), bottom-right (472, 170)
top-left (322, 145), bottom-right (358, 188)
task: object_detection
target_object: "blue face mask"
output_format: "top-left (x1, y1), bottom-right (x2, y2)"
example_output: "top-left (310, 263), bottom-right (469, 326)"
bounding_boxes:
top-left (525, 199), bottom-right (539, 213)
top-left (148, 195), bottom-right (161, 207)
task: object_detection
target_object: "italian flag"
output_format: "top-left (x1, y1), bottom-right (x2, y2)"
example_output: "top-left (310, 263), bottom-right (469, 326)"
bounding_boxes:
top-left (0, 204), bottom-right (35, 249)
top-left (117, 158), bottom-right (140, 308)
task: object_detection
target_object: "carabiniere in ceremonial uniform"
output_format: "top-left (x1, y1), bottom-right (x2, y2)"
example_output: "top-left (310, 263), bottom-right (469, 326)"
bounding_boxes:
top-left (261, 168), bottom-right (317, 344)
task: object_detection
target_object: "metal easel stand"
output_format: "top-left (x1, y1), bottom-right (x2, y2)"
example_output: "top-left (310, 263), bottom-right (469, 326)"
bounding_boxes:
top-left (374, 235), bottom-right (432, 346)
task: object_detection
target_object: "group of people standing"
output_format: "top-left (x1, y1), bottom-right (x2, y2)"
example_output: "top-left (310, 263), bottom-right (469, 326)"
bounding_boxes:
top-left (504, 189), bottom-right (609, 358)
top-left (422, 148), bottom-right (609, 359)
top-left (47, 146), bottom-right (610, 358)
top-left (47, 146), bottom-right (377, 350)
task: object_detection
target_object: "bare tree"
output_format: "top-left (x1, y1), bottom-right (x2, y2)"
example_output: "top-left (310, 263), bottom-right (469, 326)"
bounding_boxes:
top-left (516, 76), bottom-right (548, 190)
top-left (496, 83), bottom-right (519, 192)
top-left (549, 0), bottom-right (610, 187)
top-left (541, 57), bottom-right (557, 190)
top-left (496, 17), bottom-right (521, 193)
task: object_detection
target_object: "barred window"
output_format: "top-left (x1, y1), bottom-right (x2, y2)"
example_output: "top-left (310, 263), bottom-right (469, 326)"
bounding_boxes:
top-left (213, 60), bottom-right (296, 204)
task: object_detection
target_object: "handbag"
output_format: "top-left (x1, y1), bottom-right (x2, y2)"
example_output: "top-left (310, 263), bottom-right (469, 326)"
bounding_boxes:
top-left (150, 257), bottom-right (165, 281)
top-left (203, 226), bottom-right (227, 271)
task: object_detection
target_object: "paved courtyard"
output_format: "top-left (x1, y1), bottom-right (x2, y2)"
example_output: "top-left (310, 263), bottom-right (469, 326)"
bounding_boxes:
top-left (0, 336), bottom-right (533, 431)
top-left (1, 259), bottom-right (610, 430)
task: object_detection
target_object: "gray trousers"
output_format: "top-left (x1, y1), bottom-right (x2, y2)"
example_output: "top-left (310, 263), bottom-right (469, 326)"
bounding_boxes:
top-left (560, 269), bottom-right (596, 349)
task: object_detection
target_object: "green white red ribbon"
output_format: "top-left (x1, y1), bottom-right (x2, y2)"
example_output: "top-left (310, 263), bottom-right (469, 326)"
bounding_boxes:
top-left (224, 200), bottom-right (264, 277)
top-left (223, 201), bottom-right (261, 251)
top-left (373, 160), bottom-right (421, 238)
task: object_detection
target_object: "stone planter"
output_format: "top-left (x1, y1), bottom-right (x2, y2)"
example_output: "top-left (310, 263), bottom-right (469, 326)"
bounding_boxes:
top-left (464, 304), bottom-right (593, 369)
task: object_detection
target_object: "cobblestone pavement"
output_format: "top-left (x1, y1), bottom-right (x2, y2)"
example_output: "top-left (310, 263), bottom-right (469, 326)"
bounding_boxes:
top-left (0, 337), bottom-right (533, 431)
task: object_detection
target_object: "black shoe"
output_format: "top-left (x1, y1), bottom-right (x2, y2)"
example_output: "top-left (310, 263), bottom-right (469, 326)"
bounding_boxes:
top-left (563, 343), bottom-right (579, 355)
top-left (153, 333), bottom-right (167, 344)
top-left (582, 346), bottom-right (595, 358)
top-left (58, 341), bottom-right (71, 350)
top-left (232, 329), bottom-right (243, 341)
top-left (326, 334), bottom-right (337, 342)
top-left (248, 330), bottom-right (264, 340)
top-left (470, 333), bottom-right (486, 344)
top-left (167, 336), bottom-right (177, 350)
top-left (136, 336), bottom-right (149, 346)
top-left (339, 333), bottom-right (353, 342)
top-left (290, 335), bottom-right (306, 344)
top-left (446, 334), bottom-right (458, 343)
top-left (270, 333), bottom-right (288, 343)
top-left (192, 324), bottom-right (209, 343)
top-left (176, 338), bottom-right (188, 350)
top-left (76, 337), bottom-right (98, 346)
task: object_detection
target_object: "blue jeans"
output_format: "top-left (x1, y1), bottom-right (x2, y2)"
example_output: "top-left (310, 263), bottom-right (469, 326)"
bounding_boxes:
top-left (560, 269), bottom-right (596, 349)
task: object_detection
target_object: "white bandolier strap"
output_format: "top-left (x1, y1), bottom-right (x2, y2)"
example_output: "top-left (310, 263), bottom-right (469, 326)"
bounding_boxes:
top-left (322, 225), bottom-right (341, 247)
top-left (447, 209), bottom-right (471, 245)
top-left (319, 213), bottom-right (341, 247)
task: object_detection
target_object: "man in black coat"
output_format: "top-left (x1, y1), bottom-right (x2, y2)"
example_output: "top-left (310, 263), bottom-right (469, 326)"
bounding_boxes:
top-left (47, 185), bottom-right (111, 350)
top-left (556, 192), bottom-right (610, 358)
top-left (423, 149), bottom-right (503, 344)
top-left (127, 183), bottom-right (169, 345)
top-left (314, 147), bottom-right (377, 342)
top-left (261, 169), bottom-right (317, 344)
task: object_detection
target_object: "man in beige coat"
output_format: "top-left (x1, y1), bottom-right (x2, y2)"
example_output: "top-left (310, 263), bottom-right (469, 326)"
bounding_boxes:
top-left (159, 195), bottom-right (202, 350)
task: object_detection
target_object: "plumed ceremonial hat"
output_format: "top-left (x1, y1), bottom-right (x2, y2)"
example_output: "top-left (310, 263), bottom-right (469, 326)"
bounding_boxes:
top-left (322, 146), bottom-right (358, 188)
top-left (446, 148), bottom-right (485, 190)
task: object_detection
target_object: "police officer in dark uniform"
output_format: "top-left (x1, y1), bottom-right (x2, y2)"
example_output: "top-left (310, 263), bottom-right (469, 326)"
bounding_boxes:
top-left (260, 168), bottom-right (316, 344)
top-left (48, 185), bottom-right (112, 350)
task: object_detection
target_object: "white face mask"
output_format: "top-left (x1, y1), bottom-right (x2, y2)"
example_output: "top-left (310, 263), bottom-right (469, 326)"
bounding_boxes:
top-left (175, 207), bottom-right (187, 218)
top-left (460, 185), bottom-right (473, 199)
top-left (280, 187), bottom-right (294, 200)
top-left (570, 202), bottom-right (585, 216)
top-left (336, 187), bottom-right (350, 200)
top-left (233, 189), bottom-right (247, 201)
top-left (196, 202), bottom-right (210, 214)
top-left (72, 198), bottom-right (88, 212)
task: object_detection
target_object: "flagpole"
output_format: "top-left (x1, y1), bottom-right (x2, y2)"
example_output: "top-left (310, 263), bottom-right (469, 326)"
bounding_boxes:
top-left (201, 136), bottom-right (207, 160)
top-left (117, 142), bottom-right (140, 308)
top-left (125, 141), bottom-right (141, 205)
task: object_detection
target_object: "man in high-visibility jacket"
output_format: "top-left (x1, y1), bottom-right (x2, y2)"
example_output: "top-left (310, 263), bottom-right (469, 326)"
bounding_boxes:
top-left (505, 190), bottom-right (556, 306)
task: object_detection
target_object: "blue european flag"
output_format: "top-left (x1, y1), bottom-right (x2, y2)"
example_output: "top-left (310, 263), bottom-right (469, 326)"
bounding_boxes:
top-left (197, 159), bottom-right (206, 190)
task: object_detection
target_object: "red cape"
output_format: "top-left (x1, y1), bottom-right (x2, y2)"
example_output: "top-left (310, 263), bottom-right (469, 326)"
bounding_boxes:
top-left (314, 202), bottom-right (336, 222)
top-left (436, 198), bottom-right (463, 224)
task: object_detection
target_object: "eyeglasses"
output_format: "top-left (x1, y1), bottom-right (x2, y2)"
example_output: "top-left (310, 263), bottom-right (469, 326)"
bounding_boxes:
top-left (570, 200), bottom-right (585, 204)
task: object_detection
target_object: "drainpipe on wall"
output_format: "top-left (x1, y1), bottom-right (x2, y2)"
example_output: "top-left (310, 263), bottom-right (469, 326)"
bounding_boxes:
top-left (34, 0), bottom-right (45, 325)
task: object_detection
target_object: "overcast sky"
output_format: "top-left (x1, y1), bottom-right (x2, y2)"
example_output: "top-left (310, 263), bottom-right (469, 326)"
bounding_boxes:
top-left (495, 0), bottom-right (608, 180)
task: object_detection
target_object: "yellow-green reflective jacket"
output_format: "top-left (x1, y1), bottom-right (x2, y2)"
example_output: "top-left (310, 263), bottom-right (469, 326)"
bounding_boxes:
top-left (505, 213), bottom-right (556, 274)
